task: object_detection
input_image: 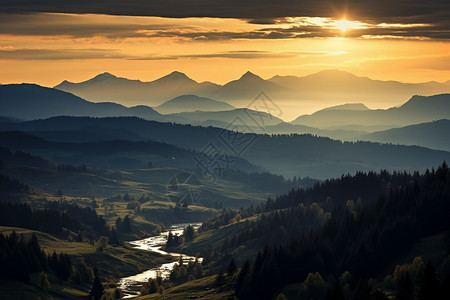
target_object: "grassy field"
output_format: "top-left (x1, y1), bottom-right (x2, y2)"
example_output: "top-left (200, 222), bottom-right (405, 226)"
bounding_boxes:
top-left (137, 274), bottom-right (236, 300)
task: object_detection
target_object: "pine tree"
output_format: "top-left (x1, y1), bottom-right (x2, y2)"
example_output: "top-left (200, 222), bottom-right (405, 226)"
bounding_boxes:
top-left (325, 283), bottom-right (345, 300)
top-left (109, 228), bottom-right (119, 246)
top-left (396, 273), bottom-right (414, 300)
top-left (39, 271), bottom-right (50, 292)
top-left (215, 271), bottom-right (225, 287)
top-left (89, 267), bottom-right (104, 300)
top-left (235, 260), bottom-right (250, 297)
top-left (227, 258), bottom-right (237, 276)
top-left (418, 262), bottom-right (440, 300)
top-left (123, 215), bottom-right (132, 233)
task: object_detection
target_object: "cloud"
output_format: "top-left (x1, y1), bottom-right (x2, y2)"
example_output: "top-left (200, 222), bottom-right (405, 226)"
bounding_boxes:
top-left (0, 48), bottom-right (125, 60)
top-left (0, 48), bottom-right (346, 61)
top-left (130, 50), bottom-right (347, 60)
top-left (359, 54), bottom-right (450, 72)
top-left (1, 0), bottom-right (449, 26)
top-left (2, 12), bottom-right (448, 42)
top-left (0, 13), bottom-right (180, 39)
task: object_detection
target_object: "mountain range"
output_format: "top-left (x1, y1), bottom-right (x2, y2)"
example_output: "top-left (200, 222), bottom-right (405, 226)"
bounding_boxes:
top-left (55, 70), bottom-right (450, 117)
top-left (55, 71), bottom-right (220, 107)
top-left (0, 83), bottom-right (272, 126)
top-left (2, 83), bottom-right (450, 152)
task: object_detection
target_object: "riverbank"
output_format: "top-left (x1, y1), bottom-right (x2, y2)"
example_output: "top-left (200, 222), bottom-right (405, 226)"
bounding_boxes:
top-left (118, 223), bottom-right (202, 299)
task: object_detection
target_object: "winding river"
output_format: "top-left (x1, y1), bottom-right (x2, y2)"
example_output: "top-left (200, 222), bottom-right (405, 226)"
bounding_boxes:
top-left (118, 223), bottom-right (202, 299)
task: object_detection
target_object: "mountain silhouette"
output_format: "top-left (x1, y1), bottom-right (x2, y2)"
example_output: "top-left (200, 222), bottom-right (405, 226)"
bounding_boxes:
top-left (360, 119), bottom-right (450, 151)
top-left (321, 103), bottom-right (369, 111)
top-left (55, 71), bottom-right (220, 106)
top-left (292, 94), bottom-right (450, 128)
top-left (54, 70), bottom-right (450, 114)
top-left (155, 94), bottom-right (234, 114)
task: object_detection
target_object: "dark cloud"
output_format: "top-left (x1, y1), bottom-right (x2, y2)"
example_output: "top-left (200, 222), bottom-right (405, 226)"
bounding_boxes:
top-left (1, 0), bottom-right (449, 25)
top-left (1, 1), bottom-right (450, 41)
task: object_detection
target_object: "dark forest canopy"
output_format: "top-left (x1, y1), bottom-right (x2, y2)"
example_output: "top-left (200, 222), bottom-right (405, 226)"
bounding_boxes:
top-left (175, 163), bottom-right (450, 299)
top-left (236, 163), bottom-right (450, 299)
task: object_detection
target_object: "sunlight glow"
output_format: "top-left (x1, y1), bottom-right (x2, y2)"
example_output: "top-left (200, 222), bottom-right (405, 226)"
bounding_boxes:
top-left (334, 19), bottom-right (367, 33)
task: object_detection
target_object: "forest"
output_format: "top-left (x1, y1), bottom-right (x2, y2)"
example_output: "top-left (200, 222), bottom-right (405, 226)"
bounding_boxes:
top-left (164, 162), bottom-right (450, 299)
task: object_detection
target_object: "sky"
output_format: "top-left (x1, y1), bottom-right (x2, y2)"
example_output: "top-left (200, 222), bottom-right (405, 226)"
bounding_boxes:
top-left (1, 0), bottom-right (450, 87)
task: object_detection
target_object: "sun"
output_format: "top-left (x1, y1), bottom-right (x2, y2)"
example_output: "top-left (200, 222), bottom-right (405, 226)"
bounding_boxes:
top-left (334, 19), bottom-right (365, 33)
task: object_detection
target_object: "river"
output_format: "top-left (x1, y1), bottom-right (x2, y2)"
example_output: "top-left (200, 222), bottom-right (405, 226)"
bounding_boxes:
top-left (118, 223), bottom-right (202, 299)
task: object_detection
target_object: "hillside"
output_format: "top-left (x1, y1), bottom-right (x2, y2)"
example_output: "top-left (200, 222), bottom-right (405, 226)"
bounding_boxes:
top-left (171, 163), bottom-right (450, 300)
top-left (1, 116), bottom-right (449, 179)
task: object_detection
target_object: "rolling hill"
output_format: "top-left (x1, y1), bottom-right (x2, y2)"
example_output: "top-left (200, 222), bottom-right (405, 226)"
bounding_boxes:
top-left (1, 116), bottom-right (449, 179)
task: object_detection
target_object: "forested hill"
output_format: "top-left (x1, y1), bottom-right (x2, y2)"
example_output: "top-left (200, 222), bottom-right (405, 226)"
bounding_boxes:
top-left (179, 163), bottom-right (450, 299)
top-left (239, 163), bottom-right (450, 299)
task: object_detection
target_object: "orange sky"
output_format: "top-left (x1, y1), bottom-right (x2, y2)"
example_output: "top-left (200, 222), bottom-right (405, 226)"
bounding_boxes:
top-left (1, 13), bottom-right (450, 87)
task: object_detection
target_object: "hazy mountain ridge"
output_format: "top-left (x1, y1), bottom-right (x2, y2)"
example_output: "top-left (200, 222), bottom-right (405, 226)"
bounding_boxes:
top-left (166, 107), bottom-right (284, 128)
top-left (360, 119), bottom-right (450, 151)
top-left (292, 93), bottom-right (450, 128)
top-left (0, 83), bottom-right (284, 127)
top-left (54, 69), bottom-right (450, 110)
top-left (320, 103), bottom-right (370, 111)
top-left (3, 83), bottom-right (450, 153)
top-left (55, 71), bottom-right (221, 106)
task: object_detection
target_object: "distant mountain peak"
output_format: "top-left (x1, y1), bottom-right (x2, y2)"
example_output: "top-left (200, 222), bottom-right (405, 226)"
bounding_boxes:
top-left (161, 71), bottom-right (193, 81)
top-left (91, 72), bottom-right (117, 80)
top-left (239, 71), bottom-right (263, 81)
top-left (322, 103), bottom-right (370, 111)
